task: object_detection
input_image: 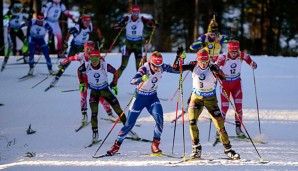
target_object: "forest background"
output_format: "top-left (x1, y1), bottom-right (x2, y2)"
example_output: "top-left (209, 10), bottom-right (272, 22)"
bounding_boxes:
top-left (1, 0), bottom-right (298, 56)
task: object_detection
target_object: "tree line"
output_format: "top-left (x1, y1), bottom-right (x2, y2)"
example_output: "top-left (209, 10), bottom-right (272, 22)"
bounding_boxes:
top-left (1, 0), bottom-right (297, 56)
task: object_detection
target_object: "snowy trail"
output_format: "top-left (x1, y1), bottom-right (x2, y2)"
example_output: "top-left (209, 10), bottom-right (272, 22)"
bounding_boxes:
top-left (0, 55), bottom-right (298, 170)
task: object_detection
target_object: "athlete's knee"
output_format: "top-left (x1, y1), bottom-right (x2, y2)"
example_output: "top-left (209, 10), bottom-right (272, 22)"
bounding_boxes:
top-left (189, 119), bottom-right (197, 125)
top-left (210, 110), bottom-right (222, 118)
top-left (91, 112), bottom-right (98, 118)
top-left (218, 127), bottom-right (227, 134)
top-left (119, 65), bottom-right (127, 71)
top-left (89, 97), bottom-right (97, 104)
top-left (109, 97), bottom-right (119, 106)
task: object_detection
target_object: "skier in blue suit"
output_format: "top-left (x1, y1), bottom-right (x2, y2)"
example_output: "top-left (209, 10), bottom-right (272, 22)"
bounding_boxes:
top-left (107, 51), bottom-right (179, 155)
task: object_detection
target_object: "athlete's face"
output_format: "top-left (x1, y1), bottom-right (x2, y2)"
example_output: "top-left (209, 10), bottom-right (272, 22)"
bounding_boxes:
top-left (198, 60), bottom-right (210, 69)
top-left (208, 32), bottom-right (216, 40)
top-left (229, 51), bottom-right (239, 59)
top-left (36, 20), bottom-right (43, 26)
top-left (91, 59), bottom-right (100, 66)
top-left (131, 13), bottom-right (139, 21)
top-left (150, 63), bottom-right (161, 72)
top-left (83, 21), bottom-right (91, 28)
top-left (84, 46), bottom-right (94, 55)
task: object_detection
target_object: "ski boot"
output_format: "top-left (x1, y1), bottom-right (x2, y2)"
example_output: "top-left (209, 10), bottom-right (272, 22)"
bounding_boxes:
top-left (81, 110), bottom-right (88, 126)
top-left (28, 67), bottom-right (34, 76)
top-left (92, 131), bottom-right (99, 144)
top-left (224, 148), bottom-right (240, 160)
top-left (23, 53), bottom-right (29, 64)
top-left (151, 137), bottom-right (162, 153)
top-left (107, 140), bottom-right (121, 156)
top-left (1, 60), bottom-right (7, 72)
top-left (48, 66), bottom-right (54, 75)
top-left (235, 121), bottom-right (246, 138)
top-left (190, 142), bottom-right (202, 159)
top-left (107, 111), bottom-right (117, 122)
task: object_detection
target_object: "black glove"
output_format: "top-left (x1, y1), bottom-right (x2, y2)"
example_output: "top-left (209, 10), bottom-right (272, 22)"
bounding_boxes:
top-left (210, 64), bottom-right (219, 72)
top-left (154, 20), bottom-right (160, 28)
top-left (177, 45), bottom-right (184, 55)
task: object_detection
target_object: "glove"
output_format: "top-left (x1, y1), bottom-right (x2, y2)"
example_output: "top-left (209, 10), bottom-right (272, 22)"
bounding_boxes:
top-left (177, 45), bottom-right (184, 55)
top-left (4, 15), bottom-right (12, 20)
top-left (63, 41), bottom-right (68, 49)
top-left (141, 74), bottom-right (149, 82)
top-left (210, 64), bottom-right (219, 72)
top-left (109, 82), bottom-right (118, 95)
top-left (190, 41), bottom-right (203, 51)
top-left (172, 64), bottom-right (179, 70)
top-left (114, 22), bottom-right (125, 30)
top-left (154, 20), bottom-right (160, 28)
top-left (79, 83), bottom-right (86, 92)
top-left (250, 61), bottom-right (257, 70)
top-left (180, 51), bottom-right (186, 59)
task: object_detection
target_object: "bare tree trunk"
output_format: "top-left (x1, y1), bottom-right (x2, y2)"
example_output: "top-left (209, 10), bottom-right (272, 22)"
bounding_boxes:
top-left (240, 0), bottom-right (244, 43)
top-left (261, 0), bottom-right (266, 54)
top-left (193, 0), bottom-right (199, 42)
top-left (154, 0), bottom-right (163, 51)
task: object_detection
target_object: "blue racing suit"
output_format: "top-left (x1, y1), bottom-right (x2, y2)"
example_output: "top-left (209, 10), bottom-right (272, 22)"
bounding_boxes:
top-left (116, 62), bottom-right (177, 143)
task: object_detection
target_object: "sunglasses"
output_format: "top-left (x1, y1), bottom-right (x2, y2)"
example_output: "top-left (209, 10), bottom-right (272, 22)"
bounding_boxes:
top-left (151, 63), bottom-right (161, 68)
top-left (230, 51), bottom-right (238, 55)
top-left (132, 13), bottom-right (139, 16)
top-left (90, 58), bottom-right (100, 61)
top-left (198, 60), bottom-right (209, 65)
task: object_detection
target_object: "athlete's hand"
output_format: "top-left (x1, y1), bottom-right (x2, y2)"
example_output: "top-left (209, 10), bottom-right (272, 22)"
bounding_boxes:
top-left (141, 74), bottom-right (149, 82)
top-left (180, 51), bottom-right (186, 59)
top-left (79, 83), bottom-right (86, 92)
top-left (250, 61), bottom-right (257, 70)
top-left (110, 82), bottom-right (118, 95)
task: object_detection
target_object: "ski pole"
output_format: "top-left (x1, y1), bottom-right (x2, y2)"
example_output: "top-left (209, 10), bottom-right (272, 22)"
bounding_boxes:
top-left (139, 26), bottom-right (156, 67)
top-left (31, 70), bottom-right (57, 89)
top-left (170, 70), bottom-right (190, 102)
top-left (170, 93), bottom-right (191, 123)
top-left (171, 47), bottom-right (187, 159)
top-left (61, 88), bottom-right (79, 92)
top-left (178, 55), bottom-right (187, 161)
top-left (214, 72), bottom-right (263, 161)
top-left (253, 69), bottom-right (261, 134)
top-left (55, 48), bottom-right (68, 64)
top-left (103, 26), bottom-right (125, 58)
top-left (34, 55), bottom-right (42, 67)
top-left (0, 41), bottom-right (10, 51)
top-left (171, 85), bottom-right (180, 154)
top-left (16, 56), bottom-right (25, 62)
top-left (208, 119), bottom-right (212, 142)
top-left (93, 82), bottom-right (144, 157)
